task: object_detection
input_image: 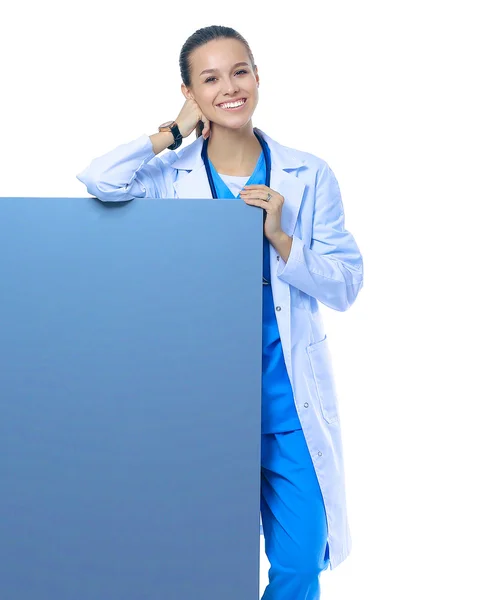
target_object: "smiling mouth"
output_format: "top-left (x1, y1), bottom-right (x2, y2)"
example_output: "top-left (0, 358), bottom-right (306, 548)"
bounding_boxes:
top-left (217, 98), bottom-right (248, 110)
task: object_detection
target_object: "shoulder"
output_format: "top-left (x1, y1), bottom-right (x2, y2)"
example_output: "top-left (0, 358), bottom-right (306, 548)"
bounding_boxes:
top-left (272, 138), bottom-right (342, 201)
top-left (155, 147), bottom-right (183, 168)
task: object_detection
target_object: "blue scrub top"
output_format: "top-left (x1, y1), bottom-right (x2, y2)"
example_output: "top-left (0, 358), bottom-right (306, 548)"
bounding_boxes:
top-left (208, 150), bottom-right (302, 434)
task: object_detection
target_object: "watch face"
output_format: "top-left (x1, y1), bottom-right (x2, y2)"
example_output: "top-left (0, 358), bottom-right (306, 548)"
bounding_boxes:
top-left (158, 120), bottom-right (174, 132)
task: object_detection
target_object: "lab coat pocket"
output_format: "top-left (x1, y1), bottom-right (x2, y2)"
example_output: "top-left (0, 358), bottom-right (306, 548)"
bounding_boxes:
top-left (307, 335), bottom-right (340, 424)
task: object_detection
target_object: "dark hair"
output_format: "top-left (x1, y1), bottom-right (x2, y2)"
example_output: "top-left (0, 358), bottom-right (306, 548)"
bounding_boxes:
top-left (179, 25), bottom-right (257, 138)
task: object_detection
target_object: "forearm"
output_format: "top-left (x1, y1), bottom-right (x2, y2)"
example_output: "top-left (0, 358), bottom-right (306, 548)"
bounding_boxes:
top-left (149, 131), bottom-right (175, 155)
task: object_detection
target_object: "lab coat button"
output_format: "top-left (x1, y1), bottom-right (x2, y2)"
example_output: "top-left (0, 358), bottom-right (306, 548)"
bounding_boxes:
top-left (318, 451), bottom-right (322, 457)
top-left (276, 255), bottom-right (280, 261)
top-left (304, 402), bottom-right (309, 408)
top-left (276, 306), bottom-right (281, 311)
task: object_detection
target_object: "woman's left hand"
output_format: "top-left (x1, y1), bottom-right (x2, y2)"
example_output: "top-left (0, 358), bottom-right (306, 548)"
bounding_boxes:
top-left (239, 184), bottom-right (285, 241)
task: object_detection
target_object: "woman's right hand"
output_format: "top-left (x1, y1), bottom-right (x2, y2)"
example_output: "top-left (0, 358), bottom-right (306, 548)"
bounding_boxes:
top-left (175, 97), bottom-right (211, 140)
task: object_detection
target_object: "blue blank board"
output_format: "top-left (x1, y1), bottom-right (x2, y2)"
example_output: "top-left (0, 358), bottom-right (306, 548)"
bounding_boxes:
top-left (0, 197), bottom-right (263, 599)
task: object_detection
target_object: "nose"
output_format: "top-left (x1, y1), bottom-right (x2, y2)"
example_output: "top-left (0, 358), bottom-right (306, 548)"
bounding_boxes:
top-left (221, 78), bottom-right (240, 95)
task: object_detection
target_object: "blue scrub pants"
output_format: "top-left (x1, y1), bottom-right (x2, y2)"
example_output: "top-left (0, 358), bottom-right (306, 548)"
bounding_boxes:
top-left (260, 428), bottom-right (330, 600)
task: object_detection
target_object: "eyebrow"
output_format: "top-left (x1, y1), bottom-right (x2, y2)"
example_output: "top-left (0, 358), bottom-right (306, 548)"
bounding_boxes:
top-left (199, 62), bottom-right (250, 76)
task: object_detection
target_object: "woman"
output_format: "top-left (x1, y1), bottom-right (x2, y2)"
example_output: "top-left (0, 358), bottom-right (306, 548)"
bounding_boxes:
top-left (77, 24), bottom-right (364, 600)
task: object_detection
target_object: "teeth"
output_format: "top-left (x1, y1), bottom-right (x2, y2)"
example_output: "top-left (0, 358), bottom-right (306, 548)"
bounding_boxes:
top-left (219, 99), bottom-right (245, 108)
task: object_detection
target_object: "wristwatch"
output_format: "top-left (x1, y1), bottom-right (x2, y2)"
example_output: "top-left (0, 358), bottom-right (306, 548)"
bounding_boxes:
top-left (158, 120), bottom-right (183, 150)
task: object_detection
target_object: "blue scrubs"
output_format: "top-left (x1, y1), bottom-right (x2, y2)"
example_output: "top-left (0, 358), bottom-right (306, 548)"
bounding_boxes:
top-left (208, 142), bottom-right (330, 599)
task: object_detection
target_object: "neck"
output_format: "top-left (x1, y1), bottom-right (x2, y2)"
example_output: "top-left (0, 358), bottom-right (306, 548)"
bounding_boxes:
top-left (206, 122), bottom-right (262, 176)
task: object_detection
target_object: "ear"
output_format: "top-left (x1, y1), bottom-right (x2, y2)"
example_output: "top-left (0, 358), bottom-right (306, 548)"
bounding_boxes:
top-left (181, 83), bottom-right (191, 99)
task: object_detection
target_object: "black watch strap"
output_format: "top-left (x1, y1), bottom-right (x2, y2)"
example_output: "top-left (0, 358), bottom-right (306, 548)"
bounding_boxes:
top-left (158, 121), bottom-right (183, 150)
top-left (167, 122), bottom-right (183, 150)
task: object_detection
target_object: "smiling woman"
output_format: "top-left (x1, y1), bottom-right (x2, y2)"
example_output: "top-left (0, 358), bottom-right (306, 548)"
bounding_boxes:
top-left (178, 32), bottom-right (263, 175)
top-left (75, 24), bottom-right (364, 594)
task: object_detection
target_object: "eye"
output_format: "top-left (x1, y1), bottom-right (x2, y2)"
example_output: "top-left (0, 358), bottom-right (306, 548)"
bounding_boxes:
top-left (204, 69), bottom-right (248, 83)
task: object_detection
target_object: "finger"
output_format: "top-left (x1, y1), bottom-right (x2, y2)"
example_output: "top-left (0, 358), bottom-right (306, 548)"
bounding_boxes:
top-left (241, 196), bottom-right (267, 206)
top-left (240, 192), bottom-right (265, 200)
top-left (201, 115), bottom-right (211, 138)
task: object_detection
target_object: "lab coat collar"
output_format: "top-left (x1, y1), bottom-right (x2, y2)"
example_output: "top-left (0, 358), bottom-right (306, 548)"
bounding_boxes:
top-left (171, 128), bottom-right (307, 237)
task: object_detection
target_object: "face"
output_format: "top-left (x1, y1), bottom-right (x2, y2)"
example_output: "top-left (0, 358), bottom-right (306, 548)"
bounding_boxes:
top-left (183, 37), bottom-right (259, 130)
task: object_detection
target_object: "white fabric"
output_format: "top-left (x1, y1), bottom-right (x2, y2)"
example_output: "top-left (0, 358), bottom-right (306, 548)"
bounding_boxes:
top-left (217, 172), bottom-right (249, 197)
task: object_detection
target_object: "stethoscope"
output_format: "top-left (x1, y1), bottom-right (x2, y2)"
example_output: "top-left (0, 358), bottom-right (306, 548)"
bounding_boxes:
top-left (201, 128), bottom-right (272, 285)
top-left (201, 127), bottom-right (272, 197)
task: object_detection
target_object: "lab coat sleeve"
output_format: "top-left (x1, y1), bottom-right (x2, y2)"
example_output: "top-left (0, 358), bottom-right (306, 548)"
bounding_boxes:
top-left (276, 161), bottom-right (364, 312)
top-left (76, 133), bottom-right (177, 201)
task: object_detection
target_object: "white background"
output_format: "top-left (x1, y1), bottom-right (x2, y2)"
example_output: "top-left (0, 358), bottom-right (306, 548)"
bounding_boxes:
top-left (1, 1), bottom-right (501, 598)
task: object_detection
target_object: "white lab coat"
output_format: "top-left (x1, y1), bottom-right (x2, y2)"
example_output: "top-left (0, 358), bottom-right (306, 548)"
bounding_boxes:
top-left (76, 128), bottom-right (364, 570)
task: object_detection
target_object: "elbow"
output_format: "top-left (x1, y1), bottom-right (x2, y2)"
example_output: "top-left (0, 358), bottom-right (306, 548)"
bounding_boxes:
top-left (325, 267), bottom-right (364, 312)
top-left (343, 279), bottom-right (364, 311)
top-left (75, 173), bottom-right (133, 203)
top-left (344, 262), bottom-right (364, 309)
top-left (343, 256), bottom-right (364, 310)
